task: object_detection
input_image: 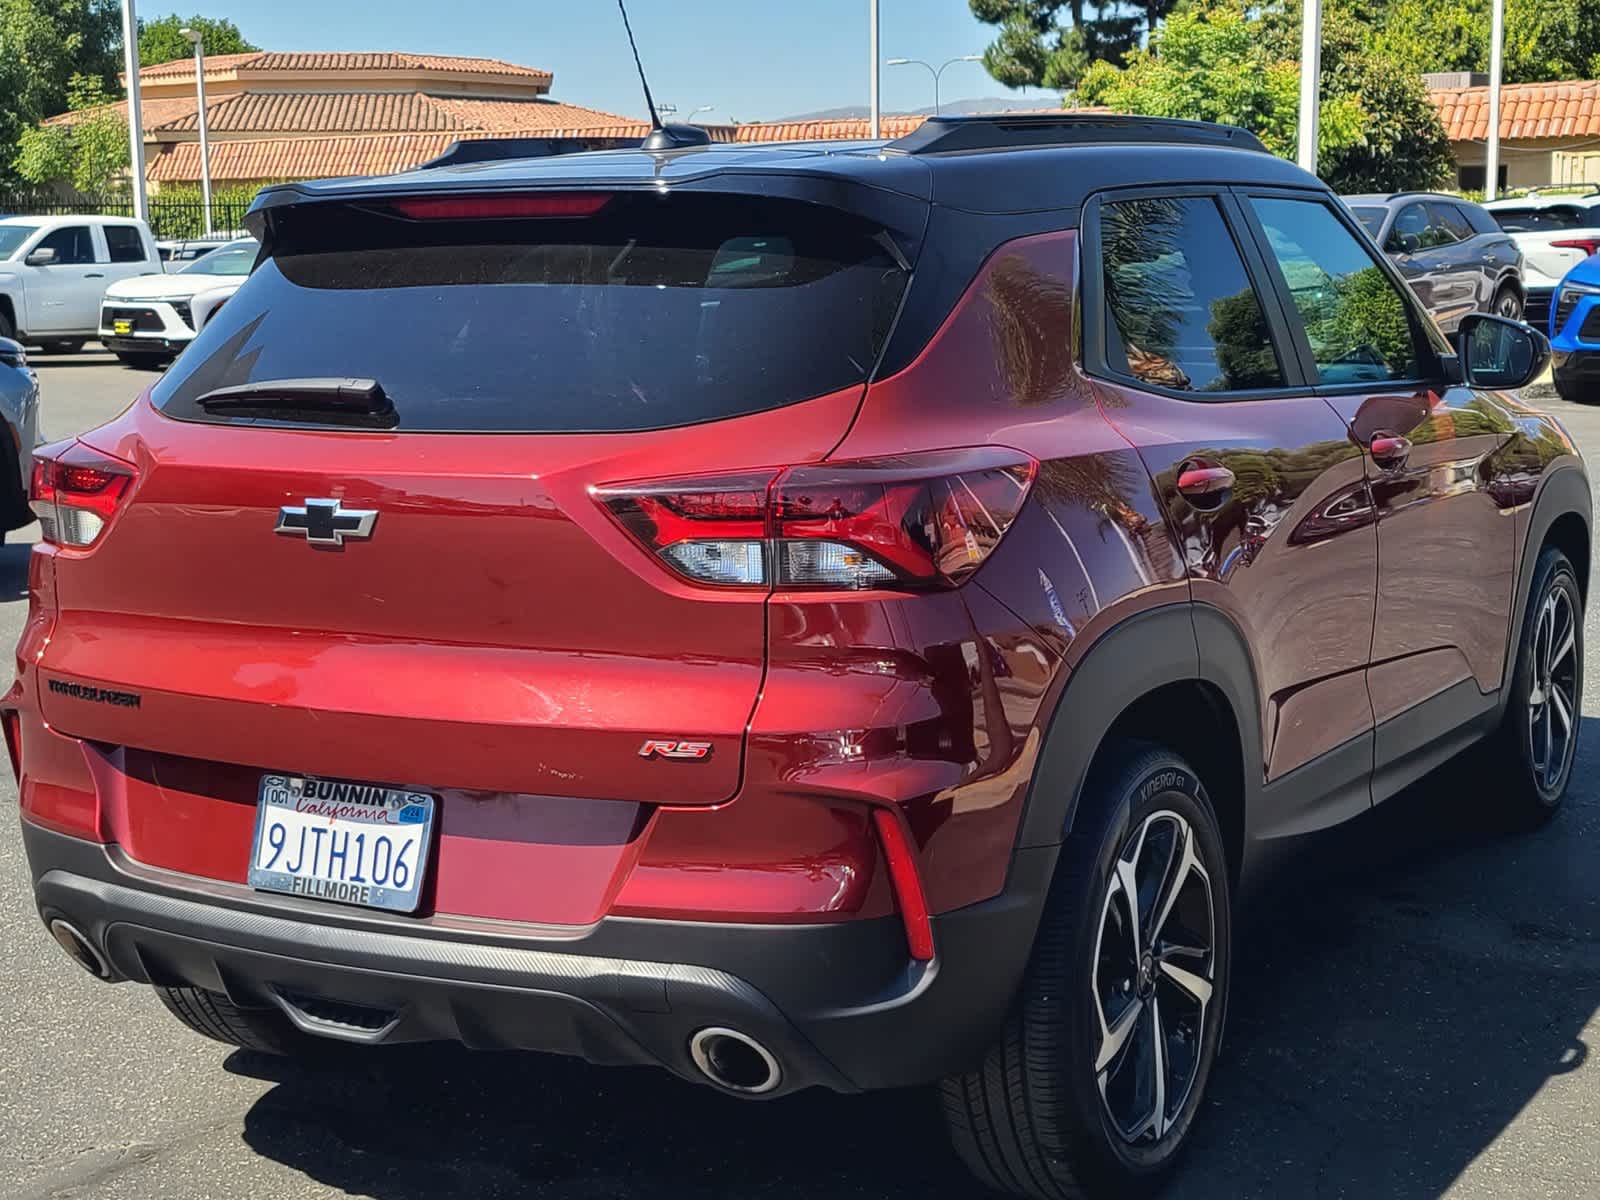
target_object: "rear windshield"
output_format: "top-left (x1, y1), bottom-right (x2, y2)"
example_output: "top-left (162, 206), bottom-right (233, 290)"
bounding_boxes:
top-left (154, 193), bottom-right (909, 433)
top-left (1490, 206), bottom-right (1593, 233)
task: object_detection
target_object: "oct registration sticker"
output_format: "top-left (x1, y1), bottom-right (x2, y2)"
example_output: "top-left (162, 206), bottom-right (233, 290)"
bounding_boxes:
top-left (248, 774), bottom-right (435, 913)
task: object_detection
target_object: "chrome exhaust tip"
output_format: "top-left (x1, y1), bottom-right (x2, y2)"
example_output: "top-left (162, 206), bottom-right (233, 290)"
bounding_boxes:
top-left (689, 1027), bottom-right (782, 1094)
top-left (47, 918), bottom-right (113, 981)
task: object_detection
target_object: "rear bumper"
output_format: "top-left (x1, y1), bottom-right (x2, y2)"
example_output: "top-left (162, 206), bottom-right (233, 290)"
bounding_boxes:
top-left (23, 819), bottom-right (1056, 1097)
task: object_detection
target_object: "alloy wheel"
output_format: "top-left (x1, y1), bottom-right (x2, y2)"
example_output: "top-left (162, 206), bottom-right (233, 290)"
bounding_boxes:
top-left (1091, 809), bottom-right (1215, 1145)
top-left (1528, 583), bottom-right (1579, 792)
top-left (1498, 292), bottom-right (1523, 320)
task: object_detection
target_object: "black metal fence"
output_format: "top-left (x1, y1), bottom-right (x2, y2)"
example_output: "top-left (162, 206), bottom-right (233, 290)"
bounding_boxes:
top-left (0, 194), bottom-right (253, 241)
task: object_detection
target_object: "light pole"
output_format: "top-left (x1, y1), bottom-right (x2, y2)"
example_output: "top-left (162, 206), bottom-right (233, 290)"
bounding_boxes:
top-left (688, 105), bottom-right (715, 123)
top-left (120, 0), bottom-right (148, 223)
top-left (1486, 0), bottom-right (1505, 200)
top-left (181, 27), bottom-right (213, 235)
top-left (1296, 0), bottom-right (1322, 174)
top-left (886, 55), bottom-right (983, 115)
top-left (869, 0), bottom-right (880, 139)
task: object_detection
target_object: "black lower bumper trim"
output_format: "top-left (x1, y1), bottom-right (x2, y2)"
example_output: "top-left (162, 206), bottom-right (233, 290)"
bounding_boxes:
top-left (23, 821), bottom-right (1057, 1096)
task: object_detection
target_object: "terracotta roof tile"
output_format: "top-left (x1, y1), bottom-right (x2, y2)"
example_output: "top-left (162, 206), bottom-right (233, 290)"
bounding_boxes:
top-left (420, 97), bottom-right (642, 132)
top-left (133, 50), bottom-right (551, 83)
top-left (731, 114), bottom-right (929, 143)
top-left (44, 95), bottom-right (197, 131)
top-left (157, 91), bottom-right (471, 134)
top-left (1431, 80), bottom-right (1600, 141)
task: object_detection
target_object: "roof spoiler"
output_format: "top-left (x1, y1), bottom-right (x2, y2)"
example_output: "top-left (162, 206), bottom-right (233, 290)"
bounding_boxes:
top-left (888, 113), bottom-right (1268, 156)
top-left (416, 136), bottom-right (644, 169)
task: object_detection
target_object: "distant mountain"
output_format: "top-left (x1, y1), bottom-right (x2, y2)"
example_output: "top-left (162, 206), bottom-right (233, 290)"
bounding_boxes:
top-left (770, 96), bottom-right (1062, 123)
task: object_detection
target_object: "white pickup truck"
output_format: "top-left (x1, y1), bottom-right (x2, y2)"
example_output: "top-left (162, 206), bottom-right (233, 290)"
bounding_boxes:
top-left (0, 215), bottom-right (161, 352)
top-left (1483, 191), bottom-right (1600, 331)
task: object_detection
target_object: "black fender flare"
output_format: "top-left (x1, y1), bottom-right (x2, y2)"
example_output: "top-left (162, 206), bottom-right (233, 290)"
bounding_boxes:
top-left (1501, 464), bottom-right (1591, 698)
top-left (1015, 604), bottom-right (1265, 850)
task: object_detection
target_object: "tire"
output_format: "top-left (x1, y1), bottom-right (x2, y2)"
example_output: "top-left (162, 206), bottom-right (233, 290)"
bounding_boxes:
top-left (1554, 370), bottom-right (1597, 405)
top-left (1476, 547), bottom-right (1583, 826)
top-left (942, 743), bottom-right (1231, 1199)
top-left (113, 351), bottom-right (171, 371)
top-left (1493, 284), bottom-right (1523, 322)
top-left (0, 309), bottom-right (14, 342)
top-left (156, 985), bottom-right (316, 1056)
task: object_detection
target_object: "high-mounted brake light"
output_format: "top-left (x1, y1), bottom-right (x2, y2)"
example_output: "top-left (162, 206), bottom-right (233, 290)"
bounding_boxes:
top-left (389, 193), bottom-right (613, 221)
top-left (1551, 238), bottom-right (1600, 258)
top-left (30, 441), bottom-right (136, 548)
top-left (595, 448), bottom-right (1037, 592)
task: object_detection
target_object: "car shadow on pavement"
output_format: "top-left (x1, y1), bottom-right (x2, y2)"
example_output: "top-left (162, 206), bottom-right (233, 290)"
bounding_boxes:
top-left (230, 722), bottom-right (1600, 1199)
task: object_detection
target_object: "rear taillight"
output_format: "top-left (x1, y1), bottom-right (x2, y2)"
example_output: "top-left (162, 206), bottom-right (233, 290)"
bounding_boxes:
top-left (595, 448), bottom-right (1037, 592)
top-left (389, 193), bottom-right (613, 220)
top-left (30, 441), bottom-right (136, 548)
top-left (1551, 238), bottom-right (1600, 258)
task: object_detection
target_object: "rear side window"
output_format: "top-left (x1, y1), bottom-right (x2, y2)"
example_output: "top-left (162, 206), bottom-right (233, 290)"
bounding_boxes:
top-left (104, 225), bottom-right (147, 263)
top-left (154, 194), bottom-right (908, 433)
top-left (1428, 202), bottom-right (1476, 242)
top-left (1099, 196), bottom-right (1284, 393)
top-left (1249, 197), bottom-right (1425, 385)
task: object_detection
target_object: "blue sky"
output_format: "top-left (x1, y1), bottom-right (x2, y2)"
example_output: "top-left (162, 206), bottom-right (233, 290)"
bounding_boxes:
top-left (172, 0), bottom-right (1060, 122)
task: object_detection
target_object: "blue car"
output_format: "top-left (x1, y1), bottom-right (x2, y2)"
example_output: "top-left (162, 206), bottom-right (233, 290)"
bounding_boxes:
top-left (1551, 252), bottom-right (1600, 401)
top-left (0, 336), bottom-right (38, 539)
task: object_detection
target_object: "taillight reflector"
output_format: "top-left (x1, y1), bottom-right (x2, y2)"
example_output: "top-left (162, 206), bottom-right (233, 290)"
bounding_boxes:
top-left (389, 193), bottom-right (613, 221)
top-left (595, 448), bottom-right (1037, 592)
top-left (30, 441), bottom-right (136, 548)
top-left (872, 809), bottom-right (934, 961)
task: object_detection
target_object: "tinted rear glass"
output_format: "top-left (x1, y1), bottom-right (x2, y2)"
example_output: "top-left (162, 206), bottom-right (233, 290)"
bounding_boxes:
top-left (154, 194), bottom-right (909, 433)
top-left (1491, 206), bottom-right (1589, 232)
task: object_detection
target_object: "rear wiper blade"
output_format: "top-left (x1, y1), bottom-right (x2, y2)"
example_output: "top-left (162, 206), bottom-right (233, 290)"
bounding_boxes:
top-left (196, 377), bottom-right (392, 415)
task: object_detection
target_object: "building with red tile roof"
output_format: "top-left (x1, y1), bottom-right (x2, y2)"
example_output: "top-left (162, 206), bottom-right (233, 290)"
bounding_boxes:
top-left (1426, 76), bottom-right (1600, 192)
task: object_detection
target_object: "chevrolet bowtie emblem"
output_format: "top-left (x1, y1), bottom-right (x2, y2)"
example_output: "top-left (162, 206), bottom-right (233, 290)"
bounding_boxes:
top-left (275, 498), bottom-right (378, 547)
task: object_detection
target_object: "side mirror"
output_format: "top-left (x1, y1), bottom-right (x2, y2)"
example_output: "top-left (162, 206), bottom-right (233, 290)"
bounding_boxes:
top-left (24, 247), bottom-right (57, 267)
top-left (1457, 313), bottom-right (1551, 390)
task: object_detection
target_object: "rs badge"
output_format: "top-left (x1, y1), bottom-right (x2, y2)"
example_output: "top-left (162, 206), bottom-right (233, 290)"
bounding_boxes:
top-left (639, 740), bottom-right (713, 760)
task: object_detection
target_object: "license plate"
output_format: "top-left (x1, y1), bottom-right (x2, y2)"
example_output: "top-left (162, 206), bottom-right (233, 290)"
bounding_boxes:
top-left (249, 774), bottom-right (435, 913)
top-left (112, 319), bottom-right (133, 335)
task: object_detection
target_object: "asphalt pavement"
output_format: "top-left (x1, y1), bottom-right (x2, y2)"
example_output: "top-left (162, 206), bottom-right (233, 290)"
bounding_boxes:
top-left (3, 347), bottom-right (1599, 1199)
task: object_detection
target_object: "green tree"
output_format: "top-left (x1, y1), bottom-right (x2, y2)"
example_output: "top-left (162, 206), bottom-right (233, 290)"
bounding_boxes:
top-left (1080, 2), bottom-right (1451, 193)
top-left (13, 73), bottom-right (128, 193)
top-left (137, 14), bottom-right (257, 68)
top-left (1079, 5), bottom-right (1365, 162)
top-left (969, 0), bottom-right (1181, 89)
top-left (1374, 0), bottom-right (1600, 85)
top-left (0, 0), bottom-right (121, 187)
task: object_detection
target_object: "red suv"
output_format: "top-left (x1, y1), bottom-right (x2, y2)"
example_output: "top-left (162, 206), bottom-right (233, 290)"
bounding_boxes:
top-left (9, 116), bottom-right (1588, 1197)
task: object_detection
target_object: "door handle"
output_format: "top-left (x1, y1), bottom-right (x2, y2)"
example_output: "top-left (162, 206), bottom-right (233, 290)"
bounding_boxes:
top-left (1370, 432), bottom-right (1412, 469)
top-left (84, 272), bottom-right (105, 279)
top-left (1177, 464), bottom-right (1235, 501)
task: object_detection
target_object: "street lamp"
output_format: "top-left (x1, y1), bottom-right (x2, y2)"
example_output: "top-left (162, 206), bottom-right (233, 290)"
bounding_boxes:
top-left (120, 0), bottom-right (147, 223)
top-left (886, 55), bottom-right (983, 116)
top-left (688, 105), bottom-right (715, 123)
top-left (180, 27), bottom-right (213, 235)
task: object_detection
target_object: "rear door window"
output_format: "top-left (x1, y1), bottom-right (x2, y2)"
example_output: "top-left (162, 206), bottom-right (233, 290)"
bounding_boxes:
top-left (154, 193), bottom-right (909, 433)
top-left (1098, 195), bottom-right (1285, 393)
top-left (104, 225), bottom-right (148, 263)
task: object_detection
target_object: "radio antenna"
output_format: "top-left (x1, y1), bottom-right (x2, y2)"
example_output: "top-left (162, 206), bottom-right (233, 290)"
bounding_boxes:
top-left (616, 0), bottom-right (711, 151)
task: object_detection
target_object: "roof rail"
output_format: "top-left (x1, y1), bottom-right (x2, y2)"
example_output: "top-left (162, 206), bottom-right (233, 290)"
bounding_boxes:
top-left (417, 135), bottom-right (641, 169)
top-left (887, 113), bottom-right (1268, 156)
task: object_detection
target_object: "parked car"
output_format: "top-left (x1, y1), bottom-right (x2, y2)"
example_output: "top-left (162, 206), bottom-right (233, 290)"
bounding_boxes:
top-left (1484, 188), bottom-right (1600, 329)
top-left (0, 335), bottom-right (38, 540)
top-left (156, 233), bottom-right (250, 270)
top-left (8, 116), bottom-right (1587, 1200)
top-left (1549, 250), bottom-right (1600, 402)
top-left (100, 238), bottom-right (258, 368)
top-left (1346, 192), bottom-right (1525, 329)
top-left (0, 216), bottom-right (159, 352)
